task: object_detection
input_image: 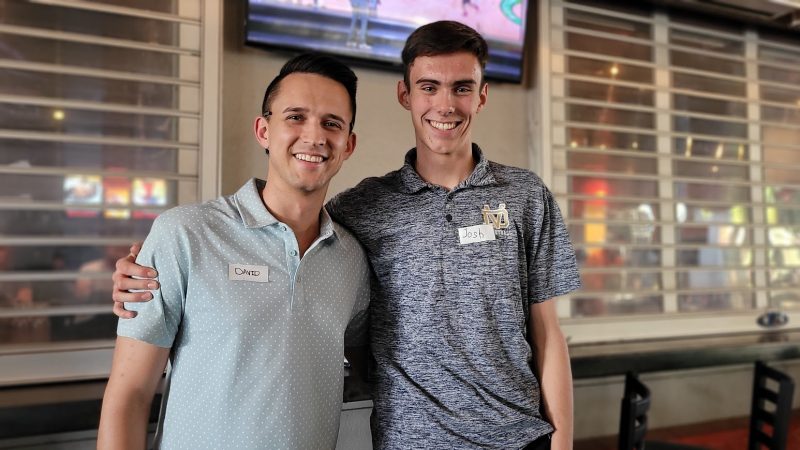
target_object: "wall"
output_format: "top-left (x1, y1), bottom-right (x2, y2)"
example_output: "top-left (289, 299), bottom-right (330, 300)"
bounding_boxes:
top-left (220, 1), bottom-right (531, 197)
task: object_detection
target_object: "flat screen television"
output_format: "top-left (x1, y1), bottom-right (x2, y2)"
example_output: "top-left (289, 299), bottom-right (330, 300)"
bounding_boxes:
top-left (245, 0), bottom-right (529, 82)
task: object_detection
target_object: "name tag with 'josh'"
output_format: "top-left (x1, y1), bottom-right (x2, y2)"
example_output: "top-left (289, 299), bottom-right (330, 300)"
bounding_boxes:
top-left (228, 264), bottom-right (269, 282)
top-left (458, 224), bottom-right (496, 245)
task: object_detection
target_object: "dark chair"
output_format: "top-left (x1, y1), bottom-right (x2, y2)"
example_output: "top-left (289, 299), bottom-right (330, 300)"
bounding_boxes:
top-left (619, 371), bottom-right (650, 450)
top-left (618, 372), bottom-right (710, 450)
top-left (748, 360), bottom-right (795, 450)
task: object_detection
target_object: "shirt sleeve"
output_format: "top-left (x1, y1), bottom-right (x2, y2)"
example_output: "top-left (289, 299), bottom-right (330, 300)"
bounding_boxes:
top-left (117, 212), bottom-right (188, 348)
top-left (528, 185), bottom-right (582, 304)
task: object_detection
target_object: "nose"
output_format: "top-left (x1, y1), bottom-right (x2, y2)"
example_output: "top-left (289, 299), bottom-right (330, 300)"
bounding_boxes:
top-left (301, 122), bottom-right (325, 146)
top-left (434, 91), bottom-right (455, 116)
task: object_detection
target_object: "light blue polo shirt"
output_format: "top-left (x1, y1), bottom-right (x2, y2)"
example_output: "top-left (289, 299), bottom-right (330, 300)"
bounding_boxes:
top-left (118, 178), bottom-right (370, 450)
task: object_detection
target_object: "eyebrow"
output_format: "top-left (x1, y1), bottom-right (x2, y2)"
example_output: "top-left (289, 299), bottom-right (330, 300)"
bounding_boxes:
top-left (281, 106), bottom-right (347, 124)
top-left (415, 78), bottom-right (477, 86)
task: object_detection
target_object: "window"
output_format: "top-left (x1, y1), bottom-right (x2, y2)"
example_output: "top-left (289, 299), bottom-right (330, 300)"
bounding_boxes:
top-left (0, 0), bottom-right (219, 382)
top-left (538, 0), bottom-right (800, 343)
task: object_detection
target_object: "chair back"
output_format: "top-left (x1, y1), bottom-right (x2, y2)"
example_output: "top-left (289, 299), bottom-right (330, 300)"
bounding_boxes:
top-left (619, 371), bottom-right (651, 450)
top-left (748, 360), bottom-right (795, 450)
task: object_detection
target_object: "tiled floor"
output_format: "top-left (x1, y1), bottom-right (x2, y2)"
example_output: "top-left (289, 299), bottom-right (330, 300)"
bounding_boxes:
top-left (575, 410), bottom-right (800, 450)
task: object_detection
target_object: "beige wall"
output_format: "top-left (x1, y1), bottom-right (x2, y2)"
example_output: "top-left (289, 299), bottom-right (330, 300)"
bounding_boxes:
top-left (221, 1), bottom-right (531, 197)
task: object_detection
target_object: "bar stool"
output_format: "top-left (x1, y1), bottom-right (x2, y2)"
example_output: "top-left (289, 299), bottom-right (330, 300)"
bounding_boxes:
top-left (748, 360), bottom-right (795, 450)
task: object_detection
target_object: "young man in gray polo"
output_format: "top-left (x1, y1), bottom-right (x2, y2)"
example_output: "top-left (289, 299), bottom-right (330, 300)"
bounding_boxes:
top-left (98, 54), bottom-right (369, 449)
top-left (112, 21), bottom-right (580, 450)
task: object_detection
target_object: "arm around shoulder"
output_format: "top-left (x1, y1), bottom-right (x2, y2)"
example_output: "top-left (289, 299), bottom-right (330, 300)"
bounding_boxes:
top-left (97, 336), bottom-right (170, 450)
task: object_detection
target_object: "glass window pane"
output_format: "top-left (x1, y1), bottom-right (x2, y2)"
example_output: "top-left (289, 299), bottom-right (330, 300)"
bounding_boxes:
top-left (761, 106), bottom-right (800, 125)
top-left (568, 152), bottom-right (658, 174)
top-left (0, 245), bottom-right (129, 273)
top-left (670, 28), bottom-right (744, 55)
top-left (565, 9), bottom-right (651, 39)
top-left (758, 65), bottom-right (800, 85)
top-left (762, 125), bottom-right (800, 147)
top-left (0, 0), bottom-right (192, 47)
top-left (0, 105), bottom-right (191, 142)
top-left (676, 203), bottom-right (752, 225)
top-left (0, 140), bottom-right (179, 172)
top-left (568, 128), bottom-right (656, 152)
top-left (760, 42), bottom-right (800, 65)
top-left (0, 313), bottom-right (117, 345)
top-left (577, 246), bottom-right (662, 267)
top-left (673, 72), bottom-right (746, 96)
top-left (0, 210), bottom-right (159, 236)
top-left (570, 224), bottom-right (660, 245)
top-left (673, 160), bottom-right (749, 181)
top-left (677, 248), bottom-right (752, 267)
top-left (678, 292), bottom-right (753, 312)
top-left (676, 226), bottom-right (751, 245)
top-left (569, 199), bottom-right (660, 221)
top-left (567, 56), bottom-right (654, 83)
top-left (0, 173), bottom-right (180, 207)
top-left (567, 104), bottom-right (654, 128)
top-left (677, 269), bottom-right (752, 289)
top-left (759, 85), bottom-right (800, 106)
top-left (672, 116), bottom-right (747, 138)
top-left (673, 182), bottom-right (750, 204)
top-left (771, 290), bottom-right (800, 310)
top-left (674, 138), bottom-right (749, 161)
top-left (571, 295), bottom-right (663, 317)
top-left (567, 80), bottom-right (654, 106)
top-left (0, 69), bottom-right (188, 110)
top-left (670, 50), bottom-right (745, 76)
top-left (579, 271), bottom-right (662, 292)
top-left (572, 176), bottom-right (659, 198)
top-left (0, 35), bottom-right (185, 79)
top-left (566, 33), bottom-right (653, 61)
top-left (673, 94), bottom-right (746, 118)
top-left (74, 0), bottom-right (178, 15)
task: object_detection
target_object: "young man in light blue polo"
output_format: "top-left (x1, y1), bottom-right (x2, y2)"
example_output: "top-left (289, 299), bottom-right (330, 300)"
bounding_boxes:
top-left (98, 54), bottom-right (369, 449)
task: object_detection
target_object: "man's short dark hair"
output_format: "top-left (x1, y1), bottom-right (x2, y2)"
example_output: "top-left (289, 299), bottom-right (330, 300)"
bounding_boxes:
top-left (401, 20), bottom-right (489, 88)
top-left (261, 53), bottom-right (358, 133)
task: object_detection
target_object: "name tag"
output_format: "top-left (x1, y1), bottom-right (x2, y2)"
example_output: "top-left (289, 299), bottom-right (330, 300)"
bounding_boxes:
top-left (228, 264), bottom-right (269, 282)
top-left (458, 224), bottom-right (495, 245)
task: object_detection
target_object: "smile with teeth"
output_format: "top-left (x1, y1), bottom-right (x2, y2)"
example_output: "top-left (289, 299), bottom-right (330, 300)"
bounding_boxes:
top-left (428, 120), bottom-right (458, 131)
top-left (294, 153), bottom-right (326, 163)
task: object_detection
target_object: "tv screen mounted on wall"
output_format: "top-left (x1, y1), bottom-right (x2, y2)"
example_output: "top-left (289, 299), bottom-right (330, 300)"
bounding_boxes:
top-left (245, 0), bottom-right (529, 83)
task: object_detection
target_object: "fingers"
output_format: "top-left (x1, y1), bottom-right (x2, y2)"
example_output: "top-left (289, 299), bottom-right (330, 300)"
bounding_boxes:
top-left (113, 301), bottom-right (137, 319)
top-left (129, 242), bottom-right (144, 258)
top-left (113, 276), bottom-right (159, 294)
top-left (115, 257), bottom-right (157, 279)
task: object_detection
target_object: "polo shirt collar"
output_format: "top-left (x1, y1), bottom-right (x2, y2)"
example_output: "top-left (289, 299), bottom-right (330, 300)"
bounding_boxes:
top-left (398, 143), bottom-right (496, 193)
top-left (235, 178), bottom-right (337, 240)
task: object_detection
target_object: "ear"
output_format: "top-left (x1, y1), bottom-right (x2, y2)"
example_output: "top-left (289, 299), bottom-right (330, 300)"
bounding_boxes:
top-left (397, 80), bottom-right (411, 110)
top-left (342, 132), bottom-right (357, 161)
top-left (253, 115), bottom-right (269, 149)
top-left (476, 82), bottom-right (488, 113)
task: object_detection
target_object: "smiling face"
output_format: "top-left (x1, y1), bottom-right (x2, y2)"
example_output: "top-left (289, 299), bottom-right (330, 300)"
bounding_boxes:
top-left (254, 72), bottom-right (356, 196)
top-left (398, 51), bottom-right (487, 159)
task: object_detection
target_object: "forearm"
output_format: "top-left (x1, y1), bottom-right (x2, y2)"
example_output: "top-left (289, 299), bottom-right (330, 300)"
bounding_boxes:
top-left (97, 336), bottom-right (169, 450)
top-left (536, 328), bottom-right (573, 450)
top-left (97, 387), bottom-right (153, 450)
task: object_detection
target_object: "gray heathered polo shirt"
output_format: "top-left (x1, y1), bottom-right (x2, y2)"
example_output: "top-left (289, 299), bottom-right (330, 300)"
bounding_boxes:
top-left (118, 178), bottom-right (370, 450)
top-left (327, 145), bottom-right (581, 449)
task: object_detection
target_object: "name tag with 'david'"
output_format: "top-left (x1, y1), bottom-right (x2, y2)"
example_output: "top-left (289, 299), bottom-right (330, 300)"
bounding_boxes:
top-left (458, 224), bottom-right (495, 245)
top-left (228, 264), bottom-right (269, 282)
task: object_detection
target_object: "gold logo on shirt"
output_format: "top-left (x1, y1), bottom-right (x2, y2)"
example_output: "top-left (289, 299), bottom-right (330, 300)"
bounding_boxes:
top-left (482, 203), bottom-right (510, 229)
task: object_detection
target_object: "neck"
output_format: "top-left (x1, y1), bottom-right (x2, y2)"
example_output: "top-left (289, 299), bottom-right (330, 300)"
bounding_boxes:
top-left (261, 180), bottom-right (326, 257)
top-left (414, 144), bottom-right (477, 190)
